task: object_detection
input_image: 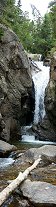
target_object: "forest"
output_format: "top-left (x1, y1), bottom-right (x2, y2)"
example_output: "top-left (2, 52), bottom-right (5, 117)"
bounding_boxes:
top-left (0, 0), bottom-right (56, 58)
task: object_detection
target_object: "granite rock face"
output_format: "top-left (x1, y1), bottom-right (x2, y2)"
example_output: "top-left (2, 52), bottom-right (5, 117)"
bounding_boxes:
top-left (32, 115), bottom-right (56, 142)
top-left (44, 52), bottom-right (56, 141)
top-left (45, 52), bottom-right (56, 124)
top-left (0, 24), bottom-right (34, 141)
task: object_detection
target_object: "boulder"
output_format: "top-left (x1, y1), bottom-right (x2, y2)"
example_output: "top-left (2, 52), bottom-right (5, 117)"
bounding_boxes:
top-left (24, 145), bottom-right (56, 162)
top-left (16, 145), bottom-right (56, 166)
top-left (0, 24), bottom-right (35, 141)
top-left (21, 179), bottom-right (56, 206)
top-left (0, 140), bottom-right (17, 156)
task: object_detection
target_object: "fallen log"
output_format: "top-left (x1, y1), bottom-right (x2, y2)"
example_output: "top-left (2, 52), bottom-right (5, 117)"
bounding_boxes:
top-left (0, 156), bottom-right (41, 206)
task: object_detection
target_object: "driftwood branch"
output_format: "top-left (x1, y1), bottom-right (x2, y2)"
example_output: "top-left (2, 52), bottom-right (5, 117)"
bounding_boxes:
top-left (0, 156), bottom-right (41, 206)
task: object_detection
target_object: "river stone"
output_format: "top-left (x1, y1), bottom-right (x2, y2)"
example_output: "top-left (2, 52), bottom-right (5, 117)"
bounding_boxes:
top-left (24, 145), bottom-right (56, 163)
top-left (16, 145), bottom-right (56, 167)
top-left (21, 179), bottom-right (56, 206)
top-left (0, 140), bottom-right (17, 156)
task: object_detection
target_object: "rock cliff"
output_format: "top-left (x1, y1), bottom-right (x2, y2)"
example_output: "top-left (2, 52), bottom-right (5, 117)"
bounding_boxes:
top-left (45, 52), bottom-right (56, 124)
top-left (45, 51), bottom-right (56, 140)
top-left (0, 24), bottom-right (34, 141)
top-left (32, 52), bottom-right (56, 142)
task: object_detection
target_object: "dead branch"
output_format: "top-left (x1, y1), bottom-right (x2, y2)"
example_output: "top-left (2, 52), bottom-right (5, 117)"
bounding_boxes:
top-left (0, 156), bottom-right (41, 206)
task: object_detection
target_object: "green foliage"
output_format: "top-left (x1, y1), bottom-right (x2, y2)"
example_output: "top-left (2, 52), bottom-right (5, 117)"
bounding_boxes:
top-left (49, 1), bottom-right (56, 38)
top-left (0, 0), bottom-right (56, 57)
top-left (39, 13), bottom-right (53, 57)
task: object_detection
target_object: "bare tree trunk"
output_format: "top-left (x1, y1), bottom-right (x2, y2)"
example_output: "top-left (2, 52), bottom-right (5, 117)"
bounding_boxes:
top-left (0, 156), bottom-right (41, 206)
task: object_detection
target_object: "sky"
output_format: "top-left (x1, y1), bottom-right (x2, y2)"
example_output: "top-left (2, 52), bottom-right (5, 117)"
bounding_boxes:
top-left (16, 0), bottom-right (51, 18)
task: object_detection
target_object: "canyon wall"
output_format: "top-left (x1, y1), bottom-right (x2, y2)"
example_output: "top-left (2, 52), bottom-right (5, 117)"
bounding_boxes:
top-left (0, 24), bottom-right (34, 142)
top-left (45, 51), bottom-right (56, 140)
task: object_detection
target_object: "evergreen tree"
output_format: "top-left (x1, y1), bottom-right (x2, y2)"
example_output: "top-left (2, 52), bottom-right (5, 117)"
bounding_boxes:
top-left (40, 13), bottom-right (52, 57)
top-left (0, 0), bottom-right (56, 57)
top-left (49, 0), bottom-right (56, 38)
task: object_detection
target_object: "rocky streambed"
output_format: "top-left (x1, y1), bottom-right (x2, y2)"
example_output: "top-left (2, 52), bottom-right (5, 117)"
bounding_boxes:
top-left (0, 144), bottom-right (56, 207)
top-left (0, 23), bottom-right (56, 207)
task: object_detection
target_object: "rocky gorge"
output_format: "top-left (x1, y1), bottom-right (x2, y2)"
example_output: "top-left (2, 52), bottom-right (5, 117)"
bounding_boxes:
top-left (45, 51), bottom-right (56, 129)
top-left (0, 24), bottom-right (56, 144)
top-left (0, 24), bottom-right (35, 143)
top-left (0, 24), bottom-right (56, 207)
top-left (32, 52), bottom-right (56, 142)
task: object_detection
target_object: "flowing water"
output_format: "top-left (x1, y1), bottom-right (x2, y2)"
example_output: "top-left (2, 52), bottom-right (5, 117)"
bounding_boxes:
top-left (0, 158), bottom-right (15, 169)
top-left (0, 61), bottom-right (56, 207)
top-left (32, 61), bottom-right (50, 124)
top-left (21, 61), bottom-right (51, 144)
top-left (0, 61), bottom-right (51, 171)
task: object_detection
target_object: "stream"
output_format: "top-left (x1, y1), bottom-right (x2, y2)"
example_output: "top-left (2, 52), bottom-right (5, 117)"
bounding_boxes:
top-left (21, 61), bottom-right (54, 145)
top-left (0, 61), bottom-right (56, 207)
top-left (32, 61), bottom-right (49, 124)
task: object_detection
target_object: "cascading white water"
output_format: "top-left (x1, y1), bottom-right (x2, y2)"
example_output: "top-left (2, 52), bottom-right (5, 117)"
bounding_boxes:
top-left (21, 61), bottom-right (52, 144)
top-left (32, 61), bottom-right (50, 124)
top-left (0, 158), bottom-right (15, 169)
top-left (0, 62), bottom-right (54, 170)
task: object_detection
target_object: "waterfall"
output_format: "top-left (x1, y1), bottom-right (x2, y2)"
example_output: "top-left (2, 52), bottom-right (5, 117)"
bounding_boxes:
top-left (0, 62), bottom-right (55, 171)
top-left (21, 61), bottom-right (51, 144)
top-left (32, 61), bottom-right (50, 124)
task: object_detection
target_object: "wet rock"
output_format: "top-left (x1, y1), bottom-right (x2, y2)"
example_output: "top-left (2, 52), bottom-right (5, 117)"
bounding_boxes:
top-left (43, 58), bottom-right (51, 66)
top-left (0, 140), bottom-right (17, 156)
top-left (21, 179), bottom-right (56, 206)
top-left (32, 116), bottom-right (56, 142)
